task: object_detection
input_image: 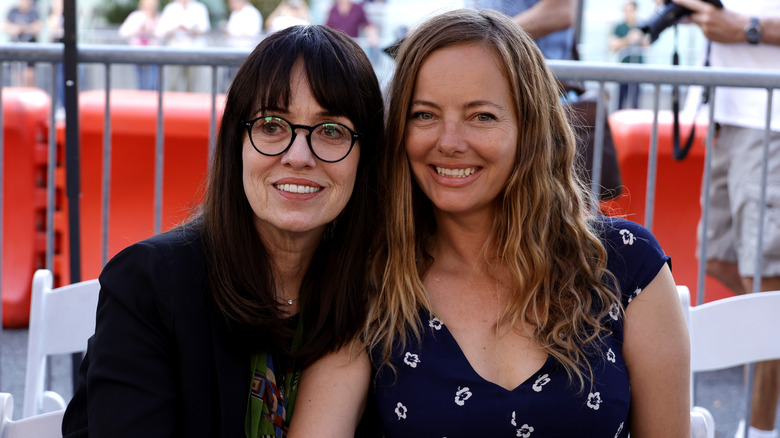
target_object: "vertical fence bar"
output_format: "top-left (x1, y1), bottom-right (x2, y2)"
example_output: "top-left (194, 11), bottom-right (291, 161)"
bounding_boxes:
top-left (210, 65), bottom-right (218, 162)
top-left (751, 88), bottom-right (774, 294)
top-left (46, 65), bottom-right (57, 272)
top-left (696, 89), bottom-right (717, 307)
top-left (101, 64), bottom-right (112, 267)
top-left (0, 65), bottom-right (5, 384)
top-left (644, 84), bottom-right (662, 231)
top-left (589, 81), bottom-right (606, 212)
top-left (154, 65), bottom-right (164, 235)
top-left (744, 88), bottom-right (775, 431)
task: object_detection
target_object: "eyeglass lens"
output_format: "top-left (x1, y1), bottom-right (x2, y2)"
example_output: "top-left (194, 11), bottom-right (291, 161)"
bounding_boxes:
top-left (248, 116), bottom-right (355, 162)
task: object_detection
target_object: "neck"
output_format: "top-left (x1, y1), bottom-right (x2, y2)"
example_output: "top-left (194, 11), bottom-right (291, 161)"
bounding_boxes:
top-left (429, 208), bottom-right (498, 272)
top-left (257, 224), bottom-right (325, 309)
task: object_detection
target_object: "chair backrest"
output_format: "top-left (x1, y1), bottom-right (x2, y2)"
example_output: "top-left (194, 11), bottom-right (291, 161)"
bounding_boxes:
top-left (691, 406), bottom-right (715, 438)
top-left (680, 286), bottom-right (780, 372)
top-left (1, 393), bottom-right (64, 438)
top-left (23, 269), bottom-right (100, 417)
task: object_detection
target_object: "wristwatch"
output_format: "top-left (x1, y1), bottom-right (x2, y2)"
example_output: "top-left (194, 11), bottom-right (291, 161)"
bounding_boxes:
top-left (745, 17), bottom-right (761, 45)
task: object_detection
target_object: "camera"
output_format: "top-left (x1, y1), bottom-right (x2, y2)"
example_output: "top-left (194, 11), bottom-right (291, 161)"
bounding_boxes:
top-left (640, 0), bottom-right (723, 43)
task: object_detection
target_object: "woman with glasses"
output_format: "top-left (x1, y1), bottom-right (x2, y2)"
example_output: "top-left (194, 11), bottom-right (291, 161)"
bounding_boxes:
top-left (290, 9), bottom-right (690, 438)
top-left (62, 25), bottom-right (383, 438)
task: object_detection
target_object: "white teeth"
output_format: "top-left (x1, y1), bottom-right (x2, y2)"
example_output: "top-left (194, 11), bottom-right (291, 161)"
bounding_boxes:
top-left (275, 183), bottom-right (321, 194)
top-left (435, 166), bottom-right (477, 178)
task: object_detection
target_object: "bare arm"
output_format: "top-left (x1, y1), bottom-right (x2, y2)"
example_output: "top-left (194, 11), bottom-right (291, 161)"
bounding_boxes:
top-left (623, 263), bottom-right (691, 438)
top-left (673, 0), bottom-right (780, 46)
top-left (288, 343), bottom-right (371, 438)
top-left (512, 0), bottom-right (578, 39)
top-left (609, 28), bottom-right (649, 52)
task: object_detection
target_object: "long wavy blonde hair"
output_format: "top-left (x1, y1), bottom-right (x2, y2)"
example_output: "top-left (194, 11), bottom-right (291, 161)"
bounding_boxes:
top-left (365, 8), bottom-right (621, 390)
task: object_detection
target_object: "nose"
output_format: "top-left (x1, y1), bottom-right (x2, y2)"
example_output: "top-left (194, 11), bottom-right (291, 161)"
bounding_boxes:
top-left (436, 121), bottom-right (468, 156)
top-left (281, 130), bottom-right (316, 168)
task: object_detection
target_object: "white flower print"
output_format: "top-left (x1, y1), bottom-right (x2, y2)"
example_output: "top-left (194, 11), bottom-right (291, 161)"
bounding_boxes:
top-left (454, 386), bottom-right (472, 406)
top-left (609, 302), bottom-right (619, 320)
top-left (587, 392), bottom-right (602, 410)
top-left (403, 352), bottom-right (420, 368)
top-left (619, 229), bottom-right (635, 245)
top-left (532, 373), bottom-right (551, 392)
top-left (512, 410), bottom-right (535, 437)
top-left (606, 348), bottom-right (616, 363)
top-left (429, 317), bottom-right (443, 330)
top-left (614, 422), bottom-right (624, 438)
top-left (516, 424), bottom-right (534, 437)
top-left (394, 402), bottom-right (407, 420)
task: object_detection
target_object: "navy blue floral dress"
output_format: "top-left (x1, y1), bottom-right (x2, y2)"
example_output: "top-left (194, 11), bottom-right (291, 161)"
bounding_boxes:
top-left (371, 217), bottom-right (670, 437)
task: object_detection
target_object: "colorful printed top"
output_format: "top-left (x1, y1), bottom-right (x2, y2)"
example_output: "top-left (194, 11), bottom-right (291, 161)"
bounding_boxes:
top-left (371, 217), bottom-right (670, 437)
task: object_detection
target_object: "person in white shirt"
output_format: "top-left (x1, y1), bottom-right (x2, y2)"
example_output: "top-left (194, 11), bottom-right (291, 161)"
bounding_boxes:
top-left (155, 0), bottom-right (211, 92)
top-left (265, 0), bottom-right (310, 34)
top-left (119, 0), bottom-right (160, 90)
top-left (221, 0), bottom-right (262, 89)
top-left (224, 0), bottom-right (262, 47)
top-left (674, 1), bottom-right (780, 438)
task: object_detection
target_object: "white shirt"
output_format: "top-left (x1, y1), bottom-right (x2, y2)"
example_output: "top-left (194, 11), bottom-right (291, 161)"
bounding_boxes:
top-left (225, 4), bottom-right (262, 47)
top-left (119, 10), bottom-right (159, 46)
top-left (155, 0), bottom-right (211, 47)
top-left (710, 0), bottom-right (780, 131)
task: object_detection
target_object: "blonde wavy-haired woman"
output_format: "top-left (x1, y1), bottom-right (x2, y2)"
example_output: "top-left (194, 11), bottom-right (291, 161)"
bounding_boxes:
top-left (290, 8), bottom-right (690, 438)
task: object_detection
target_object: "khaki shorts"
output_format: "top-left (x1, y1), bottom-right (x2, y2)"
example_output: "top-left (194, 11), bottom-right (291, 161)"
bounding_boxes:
top-left (701, 124), bottom-right (780, 278)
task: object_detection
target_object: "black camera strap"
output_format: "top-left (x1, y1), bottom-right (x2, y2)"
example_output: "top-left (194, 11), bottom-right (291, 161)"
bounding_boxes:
top-left (672, 26), bottom-right (712, 160)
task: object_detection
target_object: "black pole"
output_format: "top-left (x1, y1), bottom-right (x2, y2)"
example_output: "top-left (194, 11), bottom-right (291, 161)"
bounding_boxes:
top-left (63, 0), bottom-right (83, 385)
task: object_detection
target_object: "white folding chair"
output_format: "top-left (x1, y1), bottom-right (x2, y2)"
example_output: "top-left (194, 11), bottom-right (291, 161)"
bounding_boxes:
top-left (678, 285), bottom-right (780, 437)
top-left (0, 393), bottom-right (64, 438)
top-left (691, 406), bottom-right (716, 438)
top-left (23, 269), bottom-right (100, 417)
top-left (681, 286), bottom-right (780, 373)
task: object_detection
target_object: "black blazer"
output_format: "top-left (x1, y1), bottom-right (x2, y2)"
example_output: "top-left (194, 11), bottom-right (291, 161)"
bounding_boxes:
top-left (62, 226), bottom-right (382, 437)
top-left (63, 227), bottom-right (258, 437)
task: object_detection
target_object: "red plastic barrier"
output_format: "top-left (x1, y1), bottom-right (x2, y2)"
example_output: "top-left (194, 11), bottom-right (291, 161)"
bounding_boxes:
top-left (1, 87), bottom-right (51, 327)
top-left (57, 90), bottom-right (225, 285)
top-left (603, 109), bottom-right (733, 304)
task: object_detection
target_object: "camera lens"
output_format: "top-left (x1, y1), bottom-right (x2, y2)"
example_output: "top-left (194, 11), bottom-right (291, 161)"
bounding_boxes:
top-left (639, 2), bottom-right (693, 42)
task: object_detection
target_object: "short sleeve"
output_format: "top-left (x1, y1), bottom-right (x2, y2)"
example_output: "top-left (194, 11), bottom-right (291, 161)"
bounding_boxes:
top-left (596, 217), bottom-right (671, 308)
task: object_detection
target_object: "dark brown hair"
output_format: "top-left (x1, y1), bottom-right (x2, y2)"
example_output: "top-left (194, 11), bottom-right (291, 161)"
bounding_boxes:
top-left (199, 25), bottom-right (384, 365)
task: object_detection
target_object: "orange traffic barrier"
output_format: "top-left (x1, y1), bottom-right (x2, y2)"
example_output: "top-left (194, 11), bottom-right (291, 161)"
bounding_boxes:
top-left (1, 87), bottom-right (51, 328)
top-left (604, 109), bottom-right (733, 304)
top-left (57, 90), bottom-right (225, 285)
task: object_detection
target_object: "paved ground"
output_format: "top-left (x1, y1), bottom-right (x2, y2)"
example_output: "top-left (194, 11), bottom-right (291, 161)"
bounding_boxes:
top-left (1, 327), bottom-right (779, 437)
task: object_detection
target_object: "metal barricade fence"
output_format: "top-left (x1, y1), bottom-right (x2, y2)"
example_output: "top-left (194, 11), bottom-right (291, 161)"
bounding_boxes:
top-left (0, 43), bottom-right (778, 292)
top-left (0, 42), bottom-right (778, 301)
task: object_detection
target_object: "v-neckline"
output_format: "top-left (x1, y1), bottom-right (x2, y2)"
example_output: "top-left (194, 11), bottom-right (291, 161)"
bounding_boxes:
top-left (425, 312), bottom-right (553, 393)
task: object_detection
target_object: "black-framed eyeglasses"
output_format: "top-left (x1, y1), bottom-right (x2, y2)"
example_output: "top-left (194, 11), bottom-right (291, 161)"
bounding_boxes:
top-left (242, 115), bottom-right (361, 163)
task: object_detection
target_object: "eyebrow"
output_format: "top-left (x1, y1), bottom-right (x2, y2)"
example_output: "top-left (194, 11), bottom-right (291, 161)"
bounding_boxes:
top-left (256, 108), bottom-right (344, 119)
top-left (410, 99), bottom-right (507, 112)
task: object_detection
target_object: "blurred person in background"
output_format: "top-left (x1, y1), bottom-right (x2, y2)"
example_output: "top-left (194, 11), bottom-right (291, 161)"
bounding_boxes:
top-left (673, 1), bottom-right (780, 438)
top-left (224, 0), bottom-right (262, 46)
top-left (3, 0), bottom-right (42, 87)
top-left (222, 0), bottom-right (262, 87)
top-left (472, 0), bottom-right (577, 60)
top-left (155, 0), bottom-right (210, 92)
top-left (266, 0), bottom-right (310, 33)
top-left (609, 0), bottom-right (649, 109)
top-left (119, 0), bottom-right (160, 91)
top-left (325, 0), bottom-right (379, 49)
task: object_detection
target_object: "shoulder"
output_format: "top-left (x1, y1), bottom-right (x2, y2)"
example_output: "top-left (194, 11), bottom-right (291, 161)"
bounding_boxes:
top-left (99, 226), bottom-right (207, 323)
top-left (591, 216), bottom-right (670, 300)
